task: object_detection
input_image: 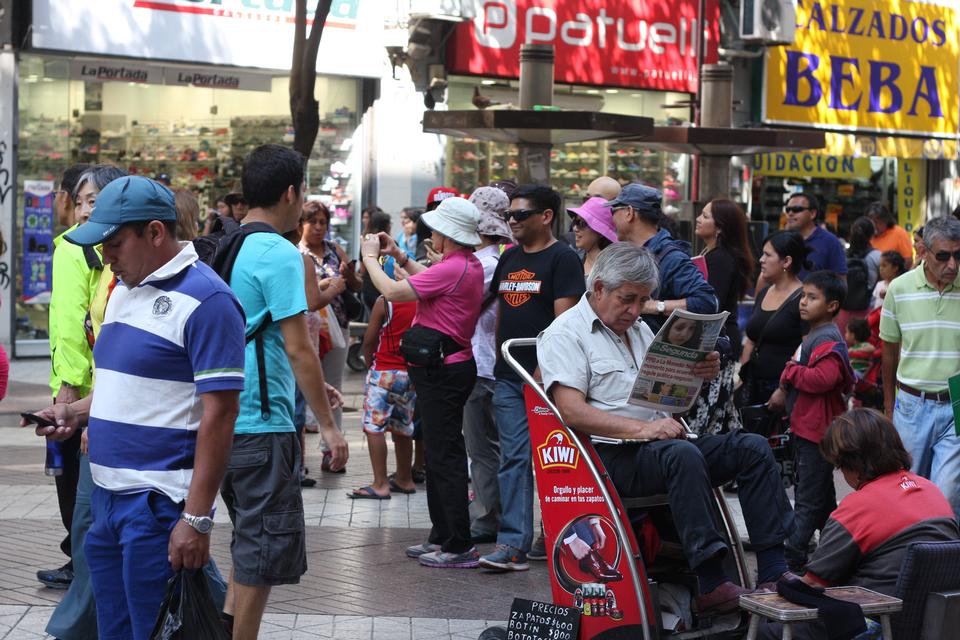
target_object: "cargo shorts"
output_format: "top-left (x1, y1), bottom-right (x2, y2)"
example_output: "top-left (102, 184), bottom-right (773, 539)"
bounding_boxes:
top-left (220, 432), bottom-right (307, 586)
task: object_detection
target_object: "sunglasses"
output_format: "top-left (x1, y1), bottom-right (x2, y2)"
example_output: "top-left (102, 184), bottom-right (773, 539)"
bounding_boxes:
top-left (570, 217), bottom-right (588, 231)
top-left (505, 208), bottom-right (543, 222)
top-left (784, 206), bottom-right (809, 214)
top-left (932, 250), bottom-right (960, 263)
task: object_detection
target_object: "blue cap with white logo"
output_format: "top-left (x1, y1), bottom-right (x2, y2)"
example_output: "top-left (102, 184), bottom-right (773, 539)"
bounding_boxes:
top-left (65, 176), bottom-right (177, 246)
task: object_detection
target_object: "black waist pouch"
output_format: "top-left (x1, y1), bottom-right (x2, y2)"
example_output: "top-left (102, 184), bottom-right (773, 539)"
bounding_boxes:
top-left (400, 324), bottom-right (466, 368)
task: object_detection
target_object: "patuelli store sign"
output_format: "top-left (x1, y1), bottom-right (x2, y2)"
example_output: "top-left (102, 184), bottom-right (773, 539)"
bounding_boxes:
top-left (448, 0), bottom-right (720, 93)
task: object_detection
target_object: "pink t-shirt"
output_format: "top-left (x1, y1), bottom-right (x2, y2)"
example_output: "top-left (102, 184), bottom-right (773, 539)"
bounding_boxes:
top-left (407, 249), bottom-right (484, 364)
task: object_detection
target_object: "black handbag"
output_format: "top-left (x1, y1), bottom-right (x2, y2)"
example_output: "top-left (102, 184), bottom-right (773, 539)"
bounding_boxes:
top-left (400, 324), bottom-right (466, 368)
top-left (340, 291), bottom-right (365, 321)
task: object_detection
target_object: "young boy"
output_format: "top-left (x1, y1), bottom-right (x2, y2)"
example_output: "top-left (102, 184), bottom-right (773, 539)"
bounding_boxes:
top-left (349, 295), bottom-right (418, 499)
top-left (779, 270), bottom-right (856, 570)
top-left (845, 318), bottom-right (876, 377)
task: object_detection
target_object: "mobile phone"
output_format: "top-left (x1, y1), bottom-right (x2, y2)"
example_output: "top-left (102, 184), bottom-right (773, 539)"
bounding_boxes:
top-left (20, 412), bottom-right (57, 428)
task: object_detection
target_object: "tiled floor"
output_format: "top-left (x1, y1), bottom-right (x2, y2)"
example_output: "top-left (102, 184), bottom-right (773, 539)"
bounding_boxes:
top-left (0, 360), bottom-right (851, 638)
top-left (0, 368), bottom-right (545, 638)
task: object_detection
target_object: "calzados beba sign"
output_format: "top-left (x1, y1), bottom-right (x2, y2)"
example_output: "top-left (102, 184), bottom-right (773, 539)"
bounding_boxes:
top-left (764, 0), bottom-right (959, 138)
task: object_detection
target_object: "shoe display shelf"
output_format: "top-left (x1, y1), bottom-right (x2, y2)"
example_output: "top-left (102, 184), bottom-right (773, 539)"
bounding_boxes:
top-left (447, 138), bottom-right (490, 196)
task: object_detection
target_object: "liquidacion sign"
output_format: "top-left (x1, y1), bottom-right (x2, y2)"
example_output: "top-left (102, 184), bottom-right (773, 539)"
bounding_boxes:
top-left (764, 0), bottom-right (959, 138)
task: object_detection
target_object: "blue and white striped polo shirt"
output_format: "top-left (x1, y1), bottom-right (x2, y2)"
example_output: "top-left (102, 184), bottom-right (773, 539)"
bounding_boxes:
top-left (89, 243), bottom-right (246, 502)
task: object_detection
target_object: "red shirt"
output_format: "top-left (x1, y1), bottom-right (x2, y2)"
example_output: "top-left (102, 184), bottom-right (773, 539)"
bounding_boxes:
top-left (372, 300), bottom-right (417, 371)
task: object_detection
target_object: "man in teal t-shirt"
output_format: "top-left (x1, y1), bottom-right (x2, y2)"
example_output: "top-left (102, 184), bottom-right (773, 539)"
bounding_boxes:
top-left (219, 144), bottom-right (348, 640)
top-left (230, 232), bottom-right (304, 433)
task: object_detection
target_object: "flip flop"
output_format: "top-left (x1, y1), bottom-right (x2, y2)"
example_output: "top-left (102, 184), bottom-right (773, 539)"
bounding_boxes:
top-left (388, 478), bottom-right (416, 495)
top-left (348, 486), bottom-right (391, 500)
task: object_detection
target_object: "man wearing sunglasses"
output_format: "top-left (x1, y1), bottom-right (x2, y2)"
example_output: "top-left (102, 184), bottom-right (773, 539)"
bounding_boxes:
top-left (480, 185), bottom-right (585, 573)
top-left (880, 215), bottom-right (960, 518)
top-left (782, 193), bottom-right (847, 281)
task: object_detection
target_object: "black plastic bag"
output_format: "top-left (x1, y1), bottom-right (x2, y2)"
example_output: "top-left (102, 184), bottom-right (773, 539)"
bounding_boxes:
top-left (150, 569), bottom-right (229, 640)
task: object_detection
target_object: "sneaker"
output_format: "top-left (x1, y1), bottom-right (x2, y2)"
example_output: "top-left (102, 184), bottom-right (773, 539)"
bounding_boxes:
top-left (528, 535), bottom-right (547, 561)
top-left (418, 547), bottom-right (480, 569)
top-left (405, 542), bottom-right (441, 559)
top-left (37, 563), bottom-right (74, 590)
top-left (479, 544), bottom-right (529, 572)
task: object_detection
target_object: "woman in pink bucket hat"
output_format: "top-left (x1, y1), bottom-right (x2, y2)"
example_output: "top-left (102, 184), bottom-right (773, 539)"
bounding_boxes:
top-left (567, 196), bottom-right (618, 276)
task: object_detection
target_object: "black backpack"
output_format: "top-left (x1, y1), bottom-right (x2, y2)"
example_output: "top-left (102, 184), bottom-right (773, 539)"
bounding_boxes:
top-left (193, 215), bottom-right (240, 264)
top-left (843, 253), bottom-right (871, 312)
top-left (194, 221), bottom-right (279, 421)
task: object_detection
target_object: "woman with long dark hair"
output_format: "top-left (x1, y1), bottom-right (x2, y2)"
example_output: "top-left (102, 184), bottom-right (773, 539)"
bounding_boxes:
top-left (741, 231), bottom-right (808, 409)
top-left (686, 199), bottom-right (754, 434)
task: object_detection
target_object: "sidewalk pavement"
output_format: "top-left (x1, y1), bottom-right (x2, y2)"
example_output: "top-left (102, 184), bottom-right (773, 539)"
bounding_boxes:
top-left (0, 359), bottom-right (546, 639)
top-left (0, 358), bottom-right (851, 639)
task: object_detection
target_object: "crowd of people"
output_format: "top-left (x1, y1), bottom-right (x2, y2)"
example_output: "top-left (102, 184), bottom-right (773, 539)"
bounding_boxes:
top-left (21, 147), bottom-right (960, 639)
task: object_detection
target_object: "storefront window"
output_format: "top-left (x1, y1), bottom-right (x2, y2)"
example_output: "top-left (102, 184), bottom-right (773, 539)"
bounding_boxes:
top-left (749, 153), bottom-right (896, 240)
top-left (15, 54), bottom-right (362, 349)
top-left (443, 77), bottom-right (691, 209)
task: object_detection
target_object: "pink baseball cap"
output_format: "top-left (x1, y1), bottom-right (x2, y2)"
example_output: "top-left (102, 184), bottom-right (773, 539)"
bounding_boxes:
top-left (567, 197), bottom-right (618, 243)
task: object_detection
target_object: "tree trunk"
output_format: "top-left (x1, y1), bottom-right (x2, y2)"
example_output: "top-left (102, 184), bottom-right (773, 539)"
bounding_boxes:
top-left (290, 0), bottom-right (334, 161)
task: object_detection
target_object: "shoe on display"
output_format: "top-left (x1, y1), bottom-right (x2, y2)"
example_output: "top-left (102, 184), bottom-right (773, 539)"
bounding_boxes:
top-left (479, 544), bottom-right (529, 572)
top-left (528, 535), bottom-right (547, 561)
top-left (37, 563), bottom-right (74, 590)
top-left (578, 550), bottom-right (622, 582)
top-left (418, 547), bottom-right (480, 569)
top-left (406, 542), bottom-right (441, 559)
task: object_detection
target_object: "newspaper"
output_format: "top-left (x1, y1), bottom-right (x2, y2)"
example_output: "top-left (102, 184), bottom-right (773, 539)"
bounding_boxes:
top-left (628, 309), bottom-right (729, 414)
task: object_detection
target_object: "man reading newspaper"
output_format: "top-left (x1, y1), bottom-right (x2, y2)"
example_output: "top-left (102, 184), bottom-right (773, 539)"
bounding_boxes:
top-left (537, 243), bottom-right (794, 615)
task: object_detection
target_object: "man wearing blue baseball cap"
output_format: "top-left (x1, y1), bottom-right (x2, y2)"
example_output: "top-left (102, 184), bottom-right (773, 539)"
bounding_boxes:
top-left (29, 175), bottom-right (247, 639)
top-left (607, 183), bottom-right (717, 330)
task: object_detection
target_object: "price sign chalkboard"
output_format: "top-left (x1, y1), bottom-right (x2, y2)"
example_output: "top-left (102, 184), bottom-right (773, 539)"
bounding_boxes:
top-left (507, 598), bottom-right (580, 640)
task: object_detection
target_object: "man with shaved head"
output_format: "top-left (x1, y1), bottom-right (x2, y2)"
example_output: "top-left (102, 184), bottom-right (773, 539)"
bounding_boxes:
top-left (585, 176), bottom-right (622, 202)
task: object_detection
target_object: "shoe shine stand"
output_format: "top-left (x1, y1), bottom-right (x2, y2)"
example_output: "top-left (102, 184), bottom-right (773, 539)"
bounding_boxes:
top-left (478, 339), bottom-right (750, 640)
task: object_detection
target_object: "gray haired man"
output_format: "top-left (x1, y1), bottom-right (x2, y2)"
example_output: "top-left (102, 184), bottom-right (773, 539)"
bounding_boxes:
top-left (537, 243), bottom-right (794, 615)
top-left (881, 215), bottom-right (960, 516)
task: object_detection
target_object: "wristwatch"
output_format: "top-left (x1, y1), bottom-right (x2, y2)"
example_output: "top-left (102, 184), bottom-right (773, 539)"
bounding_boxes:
top-left (180, 512), bottom-right (214, 534)
top-left (656, 300), bottom-right (666, 315)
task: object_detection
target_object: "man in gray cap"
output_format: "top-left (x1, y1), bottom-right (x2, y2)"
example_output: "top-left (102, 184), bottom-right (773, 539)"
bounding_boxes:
top-left (609, 183), bottom-right (717, 329)
top-left (25, 175), bottom-right (246, 639)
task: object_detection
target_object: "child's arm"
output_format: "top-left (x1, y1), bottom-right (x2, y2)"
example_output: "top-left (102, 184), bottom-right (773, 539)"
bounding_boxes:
top-left (781, 356), bottom-right (845, 394)
top-left (362, 297), bottom-right (387, 368)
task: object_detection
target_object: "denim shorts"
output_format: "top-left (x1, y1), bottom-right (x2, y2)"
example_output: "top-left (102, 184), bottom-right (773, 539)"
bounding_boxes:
top-left (220, 432), bottom-right (306, 586)
top-left (362, 369), bottom-right (416, 436)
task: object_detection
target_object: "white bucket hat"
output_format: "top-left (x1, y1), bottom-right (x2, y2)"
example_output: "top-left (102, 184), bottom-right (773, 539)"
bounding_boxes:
top-left (421, 196), bottom-right (482, 246)
top-left (470, 186), bottom-right (513, 242)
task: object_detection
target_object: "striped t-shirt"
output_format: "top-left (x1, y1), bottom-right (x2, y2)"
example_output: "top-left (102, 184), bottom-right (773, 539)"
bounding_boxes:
top-left (879, 265), bottom-right (960, 392)
top-left (89, 243), bottom-right (246, 502)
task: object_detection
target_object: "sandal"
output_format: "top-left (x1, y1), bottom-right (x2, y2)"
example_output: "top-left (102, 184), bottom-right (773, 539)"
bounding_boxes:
top-left (388, 478), bottom-right (416, 495)
top-left (348, 486), bottom-right (391, 500)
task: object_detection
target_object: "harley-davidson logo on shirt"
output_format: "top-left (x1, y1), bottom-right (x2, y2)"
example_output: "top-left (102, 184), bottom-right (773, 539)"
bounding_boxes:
top-left (499, 269), bottom-right (542, 307)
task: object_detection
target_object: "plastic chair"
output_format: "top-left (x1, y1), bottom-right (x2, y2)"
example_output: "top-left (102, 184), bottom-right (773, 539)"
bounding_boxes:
top-left (890, 540), bottom-right (960, 640)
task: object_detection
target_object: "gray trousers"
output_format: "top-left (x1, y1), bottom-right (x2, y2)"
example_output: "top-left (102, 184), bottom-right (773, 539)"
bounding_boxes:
top-left (463, 377), bottom-right (501, 536)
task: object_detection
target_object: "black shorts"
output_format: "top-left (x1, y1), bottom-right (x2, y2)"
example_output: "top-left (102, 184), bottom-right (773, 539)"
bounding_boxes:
top-left (220, 432), bottom-right (306, 586)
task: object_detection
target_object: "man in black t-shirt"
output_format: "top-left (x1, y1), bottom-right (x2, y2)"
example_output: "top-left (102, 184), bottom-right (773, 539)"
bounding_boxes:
top-left (479, 185), bottom-right (586, 573)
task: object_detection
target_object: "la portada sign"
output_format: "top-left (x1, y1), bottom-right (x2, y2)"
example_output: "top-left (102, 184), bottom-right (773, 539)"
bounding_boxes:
top-left (764, 0), bottom-right (959, 138)
top-left (30, 0), bottom-right (385, 78)
top-left (447, 0), bottom-right (720, 93)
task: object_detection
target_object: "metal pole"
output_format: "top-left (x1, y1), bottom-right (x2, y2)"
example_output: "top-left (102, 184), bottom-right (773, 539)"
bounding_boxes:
top-left (517, 44), bottom-right (553, 185)
top-left (698, 63), bottom-right (734, 200)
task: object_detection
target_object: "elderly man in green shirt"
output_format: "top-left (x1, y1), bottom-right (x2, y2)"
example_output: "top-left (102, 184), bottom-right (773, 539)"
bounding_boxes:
top-left (880, 215), bottom-right (960, 517)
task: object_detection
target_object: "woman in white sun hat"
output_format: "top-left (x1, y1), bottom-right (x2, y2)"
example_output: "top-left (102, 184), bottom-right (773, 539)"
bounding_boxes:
top-left (361, 196), bottom-right (485, 569)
